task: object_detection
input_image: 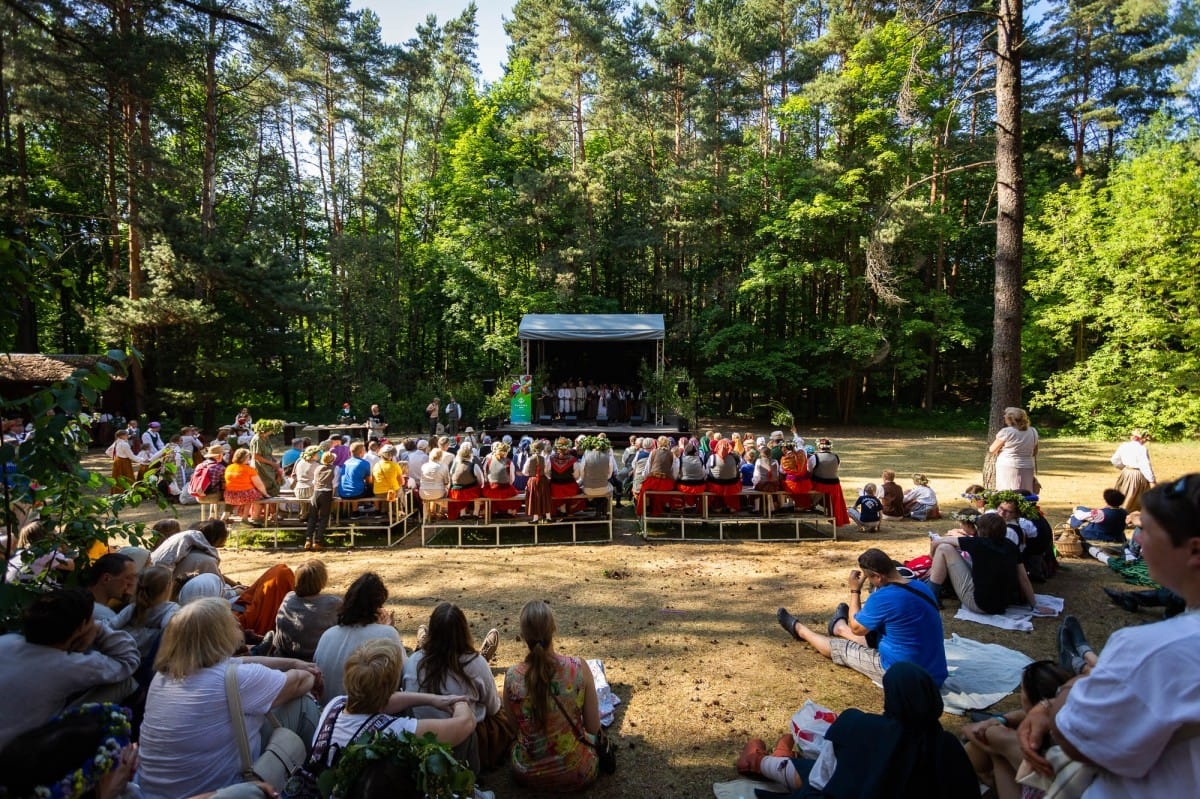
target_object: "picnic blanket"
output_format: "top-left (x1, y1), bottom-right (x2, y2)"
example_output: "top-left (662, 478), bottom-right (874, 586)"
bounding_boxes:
top-left (713, 779), bottom-right (786, 799)
top-left (954, 593), bottom-right (1064, 632)
top-left (588, 658), bottom-right (621, 727)
top-left (940, 633), bottom-right (1033, 714)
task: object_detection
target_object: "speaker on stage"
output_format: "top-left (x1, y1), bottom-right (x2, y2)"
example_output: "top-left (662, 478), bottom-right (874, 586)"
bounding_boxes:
top-left (565, 415), bottom-right (577, 426)
top-left (630, 415), bottom-right (643, 427)
top-left (482, 378), bottom-right (497, 395)
top-left (676, 380), bottom-right (690, 398)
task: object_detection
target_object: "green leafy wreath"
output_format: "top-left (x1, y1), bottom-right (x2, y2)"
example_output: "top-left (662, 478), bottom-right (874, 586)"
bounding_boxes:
top-left (323, 730), bottom-right (476, 799)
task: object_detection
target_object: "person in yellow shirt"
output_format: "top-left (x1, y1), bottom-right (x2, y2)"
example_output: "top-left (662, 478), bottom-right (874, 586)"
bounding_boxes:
top-left (372, 444), bottom-right (405, 500)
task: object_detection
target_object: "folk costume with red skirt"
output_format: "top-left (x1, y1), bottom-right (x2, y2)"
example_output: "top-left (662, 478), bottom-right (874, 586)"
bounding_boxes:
top-left (637, 447), bottom-right (678, 516)
top-left (779, 448), bottom-right (814, 509)
top-left (447, 458), bottom-right (483, 520)
top-left (706, 443), bottom-right (742, 512)
top-left (482, 455), bottom-right (521, 515)
top-left (810, 450), bottom-right (851, 526)
top-left (549, 449), bottom-right (585, 515)
top-left (676, 454), bottom-right (708, 510)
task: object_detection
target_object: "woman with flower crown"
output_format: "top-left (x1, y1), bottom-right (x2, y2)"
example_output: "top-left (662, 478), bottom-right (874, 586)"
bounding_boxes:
top-left (548, 438), bottom-right (585, 516)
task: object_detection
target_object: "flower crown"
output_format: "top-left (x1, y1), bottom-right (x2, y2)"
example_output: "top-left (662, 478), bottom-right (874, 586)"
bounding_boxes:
top-left (252, 419), bottom-right (285, 435)
top-left (30, 704), bottom-right (131, 799)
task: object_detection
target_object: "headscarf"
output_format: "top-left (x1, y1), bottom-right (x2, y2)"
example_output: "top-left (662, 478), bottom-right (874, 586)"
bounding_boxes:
top-left (178, 572), bottom-right (225, 605)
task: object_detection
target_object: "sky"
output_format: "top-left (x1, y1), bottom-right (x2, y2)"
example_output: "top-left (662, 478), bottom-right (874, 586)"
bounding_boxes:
top-left (352, 1), bottom-right (512, 84)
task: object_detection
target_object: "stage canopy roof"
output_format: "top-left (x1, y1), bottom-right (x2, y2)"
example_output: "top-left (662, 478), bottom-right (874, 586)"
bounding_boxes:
top-left (518, 314), bottom-right (665, 342)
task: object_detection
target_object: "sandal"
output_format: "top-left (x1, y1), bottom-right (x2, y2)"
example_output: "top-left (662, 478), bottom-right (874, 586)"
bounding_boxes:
top-left (736, 738), bottom-right (768, 776)
top-left (827, 602), bottom-right (850, 637)
top-left (777, 608), bottom-right (801, 641)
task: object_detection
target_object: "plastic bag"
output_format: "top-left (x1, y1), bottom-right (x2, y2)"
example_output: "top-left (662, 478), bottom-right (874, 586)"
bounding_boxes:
top-left (789, 699), bottom-right (837, 758)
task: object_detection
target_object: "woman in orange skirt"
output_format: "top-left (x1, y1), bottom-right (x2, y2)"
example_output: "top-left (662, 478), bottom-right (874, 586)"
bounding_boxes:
top-left (779, 441), bottom-right (813, 510)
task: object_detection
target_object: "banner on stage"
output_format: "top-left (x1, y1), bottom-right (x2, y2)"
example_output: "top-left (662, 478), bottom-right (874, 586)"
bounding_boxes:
top-left (510, 374), bottom-right (533, 424)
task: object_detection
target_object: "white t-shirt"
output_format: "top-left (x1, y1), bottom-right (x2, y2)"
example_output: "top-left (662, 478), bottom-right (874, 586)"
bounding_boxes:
top-left (313, 696), bottom-right (418, 766)
top-left (313, 623), bottom-right (403, 703)
top-left (138, 661), bottom-right (286, 799)
top-left (1057, 610), bottom-right (1200, 799)
top-left (994, 426), bottom-right (1038, 469)
top-left (401, 650), bottom-right (500, 723)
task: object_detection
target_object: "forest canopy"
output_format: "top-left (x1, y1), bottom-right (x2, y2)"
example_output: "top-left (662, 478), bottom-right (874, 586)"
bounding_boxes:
top-left (2, 0), bottom-right (1198, 437)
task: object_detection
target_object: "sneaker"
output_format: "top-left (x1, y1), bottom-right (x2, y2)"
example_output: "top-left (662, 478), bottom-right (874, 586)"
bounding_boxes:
top-left (415, 624), bottom-right (429, 651)
top-left (1057, 616), bottom-right (1079, 673)
top-left (480, 628), bottom-right (500, 662)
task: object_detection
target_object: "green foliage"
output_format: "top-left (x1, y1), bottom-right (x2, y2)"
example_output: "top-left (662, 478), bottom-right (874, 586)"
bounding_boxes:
top-left (326, 730), bottom-right (475, 799)
top-left (1, 352), bottom-right (166, 627)
top-left (1027, 118), bottom-right (1200, 438)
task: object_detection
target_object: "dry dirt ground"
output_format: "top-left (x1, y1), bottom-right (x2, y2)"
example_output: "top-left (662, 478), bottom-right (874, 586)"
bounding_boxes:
top-left (99, 429), bottom-right (1199, 799)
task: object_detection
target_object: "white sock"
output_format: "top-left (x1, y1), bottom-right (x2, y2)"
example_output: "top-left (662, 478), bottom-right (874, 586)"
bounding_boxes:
top-left (759, 756), bottom-right (803, 789)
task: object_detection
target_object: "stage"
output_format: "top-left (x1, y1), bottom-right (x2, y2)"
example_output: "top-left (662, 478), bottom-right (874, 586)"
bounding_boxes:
top-left (492, 421), bottom-right (684, 442)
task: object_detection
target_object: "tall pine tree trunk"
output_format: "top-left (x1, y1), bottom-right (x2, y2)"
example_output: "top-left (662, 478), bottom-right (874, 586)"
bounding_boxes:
top-left (986, 0), bottom-right (1025, 487)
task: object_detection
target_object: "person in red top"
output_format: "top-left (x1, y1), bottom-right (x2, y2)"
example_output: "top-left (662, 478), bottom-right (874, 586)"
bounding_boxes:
top-left (548, 438), bottom-right (585, 516)
top-left (779, 441), bottom-right (813, 510)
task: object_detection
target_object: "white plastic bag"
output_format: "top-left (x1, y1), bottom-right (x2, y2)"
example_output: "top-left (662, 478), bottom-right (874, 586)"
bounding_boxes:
top-left (789, 699), bottom-right (837, 758)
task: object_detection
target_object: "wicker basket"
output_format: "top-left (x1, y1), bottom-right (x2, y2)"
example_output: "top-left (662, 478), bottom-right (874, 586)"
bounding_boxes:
top-left (1055, 525), bottom-right (1085, 558)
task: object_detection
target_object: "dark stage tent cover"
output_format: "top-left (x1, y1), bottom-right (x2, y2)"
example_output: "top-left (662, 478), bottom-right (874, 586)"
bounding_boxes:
top-left (518, 314), bottom-right (665, 380)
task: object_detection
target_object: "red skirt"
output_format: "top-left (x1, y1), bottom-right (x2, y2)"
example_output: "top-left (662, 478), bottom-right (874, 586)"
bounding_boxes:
top-left (782, 475), bottom-right (813, 509)
top-left (707, 480), bottom-right (742, 512)
top-left (813, 480), bottom-right (851, 526)
top-left (448, 485), bottom-right (482, 520)
top-left (549, 481), bottom-right (585, 514)
top-left (526, 475), bottom-right (553, 518)
top-left (677, 482), bottom-right (706, 509)
top-left (482, 482), bottom-right (521, 514)
top-left (638, 475), bottom-right (676, 516)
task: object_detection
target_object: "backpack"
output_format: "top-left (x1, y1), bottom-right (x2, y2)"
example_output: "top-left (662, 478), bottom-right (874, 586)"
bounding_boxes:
top-left (282, 699), bottom-right (391, 799)
top-left (189, 461), bottom-right (221, 497)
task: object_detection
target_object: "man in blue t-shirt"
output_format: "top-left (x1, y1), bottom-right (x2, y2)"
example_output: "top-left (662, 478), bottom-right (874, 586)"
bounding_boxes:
top-left (777, 547), bottom-right (947, 686)
top-left (338, 441), bottom-right (373, 499)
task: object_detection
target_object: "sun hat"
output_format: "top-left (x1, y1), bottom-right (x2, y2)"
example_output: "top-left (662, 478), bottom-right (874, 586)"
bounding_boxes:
top-left (149, 421), bottom-right (161, 429)
top-left (206, 445), bottom-right (224, 458)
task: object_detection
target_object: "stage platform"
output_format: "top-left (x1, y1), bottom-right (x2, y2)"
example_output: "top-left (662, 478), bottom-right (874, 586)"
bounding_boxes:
top-left (492, 422), bottom-right (684, 442)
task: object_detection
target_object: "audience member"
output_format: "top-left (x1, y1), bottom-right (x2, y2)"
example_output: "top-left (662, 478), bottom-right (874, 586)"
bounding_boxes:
top-left (848, 483), bottom-right (882, 532)
top-left (86, 553), bottom-right (138, 625)
top-left (504, 600), bottom-right (601, 791)
top-left (273, 559), bottom-right (341, 662)
top-left (0, 589), bottom-right (139, 748)
top-left (777, 548), bottom-right (948, 687)
top-left (313, 572), bottom-right (403, 703)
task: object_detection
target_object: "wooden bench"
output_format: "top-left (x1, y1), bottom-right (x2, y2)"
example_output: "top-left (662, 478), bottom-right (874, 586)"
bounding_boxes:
top-left (421, 494), bottom-right (613, 547)
top-left (229, 491), bottom-right (417, 549)
top-left (639, 489), bottom-right (837, 542)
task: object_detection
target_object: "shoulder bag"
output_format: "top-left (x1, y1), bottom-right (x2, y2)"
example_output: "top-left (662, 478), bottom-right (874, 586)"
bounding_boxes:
top-left (550, 690), bottom-right (616, 774)
top-left (225, 662), bottom-right (309, 792)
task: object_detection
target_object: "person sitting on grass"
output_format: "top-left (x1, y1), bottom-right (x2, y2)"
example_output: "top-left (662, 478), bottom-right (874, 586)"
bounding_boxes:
top-left (847, 483), bottom-right (883, 532)
top-left (927, 513), bottom-right (1039, 614)
top-left (960, 660), bottom-right (1073, 799)
top-left (735, 662), bottom-right (977, 798)
top-left (902, 473), bottom-right (940, 520)
top-left (878, 470), bottom-right (905, 520)
top-left (1068, 488), bottom-right (1129, 543)
top-left (1017, 474), bottom-right (1200, 798)
top-left (776, 548), bottom-right (948, 687)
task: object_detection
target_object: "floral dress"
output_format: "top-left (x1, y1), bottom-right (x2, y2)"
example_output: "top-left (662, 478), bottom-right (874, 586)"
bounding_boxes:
top-left (504, 654), bottom-right (598, 791)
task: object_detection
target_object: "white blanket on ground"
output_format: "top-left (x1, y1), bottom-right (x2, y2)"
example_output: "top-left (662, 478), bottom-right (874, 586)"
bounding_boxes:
top-left (940, 633), bottom-right (1033, 714)
top-left (954, 593), bottom-right (1065, 632)
top-left (588, 658), bottom-right (621, 727)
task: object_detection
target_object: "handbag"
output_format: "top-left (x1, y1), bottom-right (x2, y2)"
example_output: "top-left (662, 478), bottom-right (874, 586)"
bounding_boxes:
top-left (551, 691), bottom-right (616, 774)
top-left (225, 663), bottom-right (309, 791)
top-left (475, 705), bottom-right (518, 770)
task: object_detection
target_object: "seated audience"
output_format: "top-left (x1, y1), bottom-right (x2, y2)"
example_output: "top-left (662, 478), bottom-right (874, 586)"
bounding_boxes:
top-left (903, 473), bottom-right (940, 520)
top-left (1068, 488), bottom-right (1129, 543)
top-left (878, 469), bottom-right (905, 519)
top-left (5, 519), bottom-right (75, 585)
top-left (928, 513), bottom-right (1038, 614)
top-left (847, 483), bottom-right (882, 532)
top-left (112, 565), bottom-right (180, 660)
top-left (338, 441), bottom-right (373, 500)
top-left (402, 602), bottom-right (506, 772)
top-left (961, 660), bottom-right (1072, 799)
top-left (314, 572), bottom-right (403, 703)
top-left (313, 638), bottom-right (474, 766)
top-left (1018, 474), bottom-right (1200, 797)
top-left (636, 436), bottom-right (677, 516)
top-left (777, 548), bottom-right (948, 687)
top-left (706, 438), bottom-right (743, 513)
top-left (504, 599), bottom-right (601, 791)
top-left (137, 598), bottom-right (320, 799)
top-left (86, 553), bottom-right (138, 625)
top-left (222, 448), bottom-right (267, 524)
top-left (371, 444), bottom-right (404, 501)
top-left (273, 559), bottom-right (341, 662)
top-left (735, 662), bottom-right (977, 798)
top-left (0, 589), bottom-right (139, 748)
top-left (808, 438), bottom-right (850, 526)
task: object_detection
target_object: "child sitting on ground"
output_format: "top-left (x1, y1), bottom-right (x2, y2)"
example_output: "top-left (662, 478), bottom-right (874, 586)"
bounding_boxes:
top-left (902, 474), bottom-right (941, 520)
top-left (847, 483), bottom-right (882, 532)
top-left (1068, 488), bottom-right (1128, 543)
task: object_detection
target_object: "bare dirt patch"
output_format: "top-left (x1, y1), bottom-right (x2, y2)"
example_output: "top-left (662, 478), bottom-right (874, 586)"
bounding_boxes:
top-left (99, 429), bottom-right (1198, 799)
